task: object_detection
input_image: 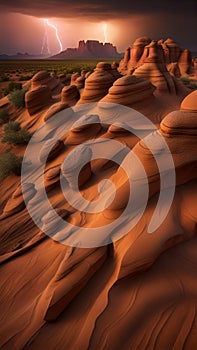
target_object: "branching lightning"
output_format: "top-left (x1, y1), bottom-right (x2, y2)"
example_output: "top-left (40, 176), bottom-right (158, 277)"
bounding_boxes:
top-left (41, 18), bottom-right (63, 55)
top-left (41, 20), bottom-right (50, 55)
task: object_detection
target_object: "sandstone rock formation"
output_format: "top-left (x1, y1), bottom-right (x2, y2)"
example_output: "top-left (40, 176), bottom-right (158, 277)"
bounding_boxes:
top-left (101, 75), bottom-right (155, 107)
top-left (77, 62), bottom-right (120, 104)
top-left (0, 59), bottom-right (196, 350)
top-left (178, 49), bottom-right (193, 75)
top-left (129, 43), bottom-right (191, 96)
top-left (106, 90), bottom-right (197, 214)
top-left (31, 71), bottom-right (63, 94)
top-left (61, 144), bottom-right (92, 189)
top-left (100, 74), bottom-right (184, 124)
top-left (25, 85), bottom-right (54, 116)
top-left (65, 114), bottom-right (102, 144)
top-left (58, 73), bottom-right (70, 84)
top-left (39, 139), bottom-right (64, 163)
top-left (41, 208), bottom-right (69, 235)
top-left (119, 37), bottom-right (193, 76)
top-left (61, 85), bottom-right (80, 106)
top-left (133, 50), bottom-right (177, 94)
top-left (0, 90), bottom-right (197, 350)
top-left (43, 102), bottom-right (69, 122)
top-left (160, 89), bottom-right (197, 138)
top-left (44, 165), bottom-right (61, 192)
top-left (120, 36), bottom-right (151, 72)
top-left (167, 62), bottom-right (181, 77)
top-left (0, 183), bottom-right (36, 219)
top-left (71, 72), bottom-right (85, 89)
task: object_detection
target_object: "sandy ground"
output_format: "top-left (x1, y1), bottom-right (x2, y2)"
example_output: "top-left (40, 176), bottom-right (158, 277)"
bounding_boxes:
top-left (0, 58), bottom-right (196, 349)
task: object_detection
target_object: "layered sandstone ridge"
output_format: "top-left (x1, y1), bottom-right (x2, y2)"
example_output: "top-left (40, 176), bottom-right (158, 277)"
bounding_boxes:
top-left (0, 90), bottom-right (196, 349)
top-left (119, 37), bottom-right (193, 76)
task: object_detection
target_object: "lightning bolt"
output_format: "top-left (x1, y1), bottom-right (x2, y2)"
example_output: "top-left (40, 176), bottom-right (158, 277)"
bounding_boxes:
top-left (103, 23), bottom-right (107, 44)
top-left (43, 19), bottom-right (63, 53)
top-left (41, 20), bottom-right (50, 55)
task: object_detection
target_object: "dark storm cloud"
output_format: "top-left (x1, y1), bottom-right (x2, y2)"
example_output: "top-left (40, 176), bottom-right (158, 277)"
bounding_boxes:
top-left (0, 0), bottom-right (196, 19)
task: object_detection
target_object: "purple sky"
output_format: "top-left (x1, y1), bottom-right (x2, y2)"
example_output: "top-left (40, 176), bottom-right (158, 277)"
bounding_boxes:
top-left (0, 0), bottom-right (196, 55)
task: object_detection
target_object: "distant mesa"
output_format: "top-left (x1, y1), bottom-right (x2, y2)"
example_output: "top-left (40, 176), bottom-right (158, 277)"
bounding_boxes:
top-left (0, 40), bottom-right (122, 60)
top-left (51, 40), bottom-right (123, 59)
top-left (0, 52), bottom-right (48, 60)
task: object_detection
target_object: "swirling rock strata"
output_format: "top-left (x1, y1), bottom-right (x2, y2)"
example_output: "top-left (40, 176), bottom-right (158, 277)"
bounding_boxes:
top-left (31, 71), bottom-right (63, 94)
top-left (119, 37), bottom-right (193, 76)
top-left (61, 85), bottom-right (80, 106)
top-left (77, 62), bottom-right (120, 104)
top-left (25, 86), bottom-right (54, 116)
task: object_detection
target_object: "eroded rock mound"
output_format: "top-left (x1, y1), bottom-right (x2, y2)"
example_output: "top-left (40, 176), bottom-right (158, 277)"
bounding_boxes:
top-left (160, 90), bottom-right (197, 137)
top-left (66, 114), bottom-right (102, 144)
top-left (31, 71), bottom-right (63, 94)
top-left (25, 85), bottom-right (54, 116)
top-left (43, 102), bottom-right (69, 122)
top-left (77, 62), bottom-right (120, 104)
top-left (0, 183), bottom-right (36, 219)
top-left (101, 75), bottom-right (155, 107)
top-left (61, 85), bottom-right (80, 106)
top-left (39, 139), bottom-right (65, 163)
top-left (62, 144), bottom-right (92, 189)
top-left (133, 50), bottom-right (177, 93)
top-left (0, 87), bottom-right (196, 350)
top-left (119, 37), bottom-right (193, 76)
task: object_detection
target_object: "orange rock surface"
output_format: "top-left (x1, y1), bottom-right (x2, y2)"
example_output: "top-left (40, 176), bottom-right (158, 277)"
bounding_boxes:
top-left (0, 60), bottom-right (196, 350)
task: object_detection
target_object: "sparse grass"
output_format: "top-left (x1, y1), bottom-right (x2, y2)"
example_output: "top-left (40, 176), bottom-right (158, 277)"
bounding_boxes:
top-left (180, 75), bottom-right (197, 90)
top-left (2, 122), bottom-right (31, 144)
top-left (0, 109), bottom-right (9, 124)
top-left (0, 74), bottom-right (9, 82)
top-left (8, 88), bottom-right (28, 108)
top-left (0, 151), bottom-right (23, 179)
top-left (180, 75), bottom-right (190, 85)
top-left (0, 59), bottom-right (117, 76)
top-left (3, 81), bottom-right (22, 96)
top-left (4, 121), bottom-right (21, 132)
top-left (19, 75), bottom-right (33, 81)
top-left (188, 83), bottom-right (197, 90)
top-left (2, 129), bottom-right (31, 144)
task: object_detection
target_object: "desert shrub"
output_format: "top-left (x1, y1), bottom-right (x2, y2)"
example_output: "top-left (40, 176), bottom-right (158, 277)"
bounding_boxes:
top-left (2, 129), bottom-right (31, 144)
top-left (2, 122), bottom-right (31, 144)
top-left (180, 75), bottom-right (190, 85)
top-left (4, 121), bottom-right (20, 132)
top-left (0, 109), bottom-right (9, 124)
top-left (3, 81), bottom-right (22, 96)
top-left (8, 88), bottom-right (27, 108)
top-left (189, 83), bottom-right (197, 90)
top-left (0, 151), bottom-right (23, 179)
top-left (0, 74), bottom-right (9, 82)
top-left (19, 75), bottom-right (33, 81)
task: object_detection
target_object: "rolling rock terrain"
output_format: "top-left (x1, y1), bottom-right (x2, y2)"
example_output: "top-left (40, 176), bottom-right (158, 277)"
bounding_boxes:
top-left (0, 37), bottom-right (197, 350)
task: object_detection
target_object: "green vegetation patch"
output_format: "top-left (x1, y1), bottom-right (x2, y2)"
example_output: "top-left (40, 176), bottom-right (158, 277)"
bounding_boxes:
top-left (0, 151), bottom-right (23, 179)
top-left (8, 88), bottom-right (28, 108)
top-left (0, 109), bottom-right (9, 124)
top-left (2, 122), bottom-right (31, 144)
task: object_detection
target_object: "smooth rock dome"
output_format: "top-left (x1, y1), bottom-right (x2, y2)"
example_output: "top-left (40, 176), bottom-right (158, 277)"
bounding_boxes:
top-left (181, 90), bottom-right (197, 112)
top-left (133, 36), bottom-right (151, 46)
